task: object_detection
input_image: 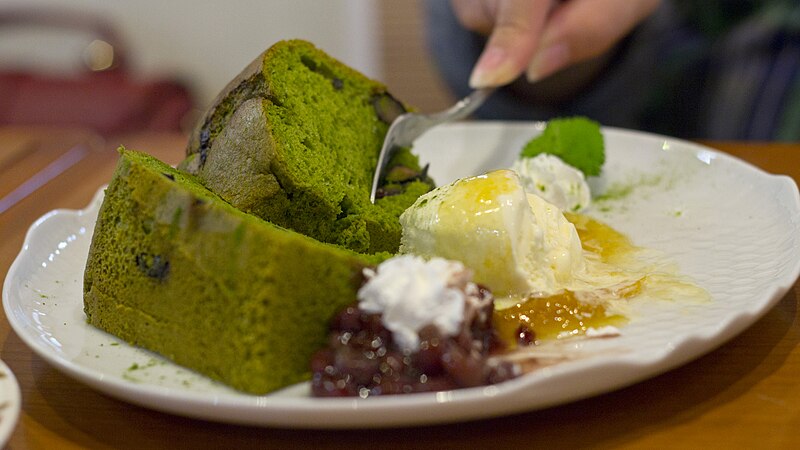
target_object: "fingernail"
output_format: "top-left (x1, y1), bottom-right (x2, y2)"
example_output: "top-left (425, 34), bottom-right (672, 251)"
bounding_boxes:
top-left (469, 47), bottom-right (518, 88)
top-left (526, 43), bottom-right (569, 83)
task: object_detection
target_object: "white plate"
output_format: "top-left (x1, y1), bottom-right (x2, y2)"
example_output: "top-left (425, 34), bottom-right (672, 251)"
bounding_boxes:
top-left (3, 123), bottom-right (800, 428)
top-left (0, 359), bottom-right (21, 445)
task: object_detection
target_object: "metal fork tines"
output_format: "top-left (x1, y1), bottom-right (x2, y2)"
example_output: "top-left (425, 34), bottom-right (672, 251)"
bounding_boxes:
top-left (369, 88), bottom-right (494, 203)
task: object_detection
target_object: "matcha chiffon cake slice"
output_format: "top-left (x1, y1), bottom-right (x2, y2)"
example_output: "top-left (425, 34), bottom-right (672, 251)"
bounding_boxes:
top-left (84, 149), bottom-right (383, 394)
top-left (181, 39), bottom-right (433, 254)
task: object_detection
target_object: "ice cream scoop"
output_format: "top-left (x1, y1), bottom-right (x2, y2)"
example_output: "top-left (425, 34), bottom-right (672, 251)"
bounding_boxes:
top-left (512, 153), bottom-right (591, 212)
top-left (399, 169), bottom-right (585, 297)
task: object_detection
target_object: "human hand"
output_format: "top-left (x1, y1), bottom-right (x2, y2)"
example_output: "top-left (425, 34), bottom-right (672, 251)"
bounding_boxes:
top-left (452, 0), bottom-right (662, 88)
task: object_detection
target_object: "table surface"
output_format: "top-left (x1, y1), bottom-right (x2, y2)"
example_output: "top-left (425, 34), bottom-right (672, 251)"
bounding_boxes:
top-left (1, 126), bottom-right (798, 449)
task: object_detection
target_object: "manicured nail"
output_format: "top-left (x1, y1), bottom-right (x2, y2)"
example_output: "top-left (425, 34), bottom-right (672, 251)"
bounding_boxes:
top-left (469, 47), bottom-right (518, 88)
top-left (526, 43), bottom-right (569, 83)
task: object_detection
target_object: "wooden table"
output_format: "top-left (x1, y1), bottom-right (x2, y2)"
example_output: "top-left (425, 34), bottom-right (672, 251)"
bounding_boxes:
top-left (1, 126), bottom-right (798, 449)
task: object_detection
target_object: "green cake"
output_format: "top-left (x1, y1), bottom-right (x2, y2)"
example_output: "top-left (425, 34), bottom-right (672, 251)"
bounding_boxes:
top-left (83, 40), bottom-right (433, 394)
top-left (181, 39), bottom-right (432, 254)
top-left (84, 149), bottom-right (384, 393)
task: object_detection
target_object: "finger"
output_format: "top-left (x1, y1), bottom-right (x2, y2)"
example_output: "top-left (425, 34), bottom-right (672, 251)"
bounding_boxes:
top-left (526, 0), bottom-right (662, 82)
top-left (470, 0), bottom-right (555, 88)
top-left (451, 0), bottom-right (498, 35)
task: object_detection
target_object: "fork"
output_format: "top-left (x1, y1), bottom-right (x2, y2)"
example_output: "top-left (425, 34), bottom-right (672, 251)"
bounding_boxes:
top-left (369, 88), bottom-right (494, 203)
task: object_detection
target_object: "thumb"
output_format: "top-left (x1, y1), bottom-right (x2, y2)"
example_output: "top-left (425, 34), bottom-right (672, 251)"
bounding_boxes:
top-left (469, 0), bottom-right (555, 88)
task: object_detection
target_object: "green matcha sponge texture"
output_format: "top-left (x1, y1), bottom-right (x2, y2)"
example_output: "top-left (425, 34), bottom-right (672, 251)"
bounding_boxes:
top-left (84, 149), bottom-right (382, 394)
top-left (183, 40), bottom-right (432, 254)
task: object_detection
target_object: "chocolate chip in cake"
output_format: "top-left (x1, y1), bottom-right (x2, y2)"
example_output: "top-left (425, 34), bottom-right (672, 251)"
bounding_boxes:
top-left (198, 128), bottom-right (211, 166)
top-left (371, 93), bottom-right (406, 124)
top-left (135, 253), bottom-right (170, 280)
top-left (375, 185), bottom-right (403, 199)
top-left (384, 166), bottom-right (419, 183)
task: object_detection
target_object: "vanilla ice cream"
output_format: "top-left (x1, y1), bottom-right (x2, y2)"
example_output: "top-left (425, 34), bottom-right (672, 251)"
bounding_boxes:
top-left (399, 169), bottom-right (585, 297)
top-left (512, 153), bottom-right (591, 212)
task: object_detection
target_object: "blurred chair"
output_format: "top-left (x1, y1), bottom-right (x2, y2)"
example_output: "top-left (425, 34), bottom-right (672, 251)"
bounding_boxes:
top-left (0, 8), bottom-right (195, 136)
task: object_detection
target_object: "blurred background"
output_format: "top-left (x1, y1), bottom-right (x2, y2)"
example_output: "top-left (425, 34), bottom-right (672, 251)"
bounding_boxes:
top-left (0, 0), bottom-right (455, 136)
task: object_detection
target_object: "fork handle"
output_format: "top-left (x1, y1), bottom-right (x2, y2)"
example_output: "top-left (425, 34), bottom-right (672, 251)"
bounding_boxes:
top-left (403, 88), bottom-right (495, 146)
top-left (431, 88), bottom-right (494, 123)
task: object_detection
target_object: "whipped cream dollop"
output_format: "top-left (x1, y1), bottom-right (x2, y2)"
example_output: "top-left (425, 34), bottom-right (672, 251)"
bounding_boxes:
top-left (357, 255), bottom-right (478, 351)
top-left (511, 153), bottom-right (591, 212)
top-left (400, 169), bottom-right (585, 298)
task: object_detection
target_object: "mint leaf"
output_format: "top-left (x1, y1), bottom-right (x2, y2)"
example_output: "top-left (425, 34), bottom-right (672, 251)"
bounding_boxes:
top-left (521, 117), bottom-right (605, 177)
